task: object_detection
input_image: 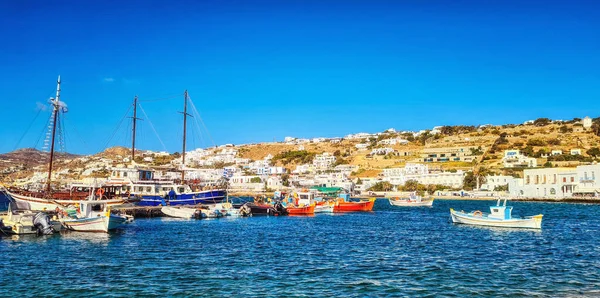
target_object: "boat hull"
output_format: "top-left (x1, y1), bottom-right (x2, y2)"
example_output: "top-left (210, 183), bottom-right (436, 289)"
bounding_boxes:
top-left (389, 198), bottom-right (434, 207)
top-left (161, 206), bottom-right (198, 219)
top-left (61, 214), bottom-right (127, 233)
top-left (334, 198), bottom-right (375, 212)
top-left (287, 204), bottom-right (316, 215)
top-left (314, 204), bottom-right (334, 213)
top-left (450, 209), bottom-right (543, 229)
top-left (137, 190), bottom-right (227, 207)
top-left (7, 190), bottom-right (127, 211)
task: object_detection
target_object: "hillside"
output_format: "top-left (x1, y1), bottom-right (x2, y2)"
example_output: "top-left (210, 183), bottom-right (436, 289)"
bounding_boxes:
top-left (1, 117), bottom-right (599, 182)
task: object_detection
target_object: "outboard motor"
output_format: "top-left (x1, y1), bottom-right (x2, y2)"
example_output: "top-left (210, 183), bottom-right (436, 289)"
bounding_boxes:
top-left (273, 201), bottom-right (287, 216)
top-left (239, 203), bottom-right (252, 217)
top-left (32, 212), bottom-right (55, 235)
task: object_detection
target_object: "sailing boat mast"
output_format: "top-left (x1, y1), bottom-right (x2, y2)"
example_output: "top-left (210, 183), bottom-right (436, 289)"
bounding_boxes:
top-left (131, 95), bottom-right (138, 163)
top-left (46, 75), bottom-right (61, 193)
top-left (180, 90), bottom-right (189, 182)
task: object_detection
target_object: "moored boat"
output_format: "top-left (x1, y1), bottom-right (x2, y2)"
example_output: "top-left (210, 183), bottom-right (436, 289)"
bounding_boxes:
top-left (60, 201), bottom-right (128, 233)
top-left (286, 203), bottom-right (316, 215)
top-left (0, 201), bottom-right (61, 235)
top-left (161, 206), bottom-right (199, 219)
top-left (333, 198), bottom-right (376, 212)
top-left (389, 193), bottom-right (434, 207)
top-left (450, 198), bottom-right (543, 229)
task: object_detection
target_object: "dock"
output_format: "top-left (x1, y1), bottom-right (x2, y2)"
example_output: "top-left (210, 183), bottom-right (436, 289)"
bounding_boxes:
top-left (113, 206), bottom-right (164, 218)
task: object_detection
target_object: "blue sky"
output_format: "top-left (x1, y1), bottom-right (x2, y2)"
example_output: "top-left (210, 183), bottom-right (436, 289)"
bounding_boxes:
top-left (1, 0), bottom-right (599, 155)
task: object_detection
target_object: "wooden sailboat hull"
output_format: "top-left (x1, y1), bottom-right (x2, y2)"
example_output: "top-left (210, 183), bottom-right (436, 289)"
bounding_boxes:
top-left (389, 198), bottom-right (434, 207)
top-left (6, 190), bottom-right (127, 211)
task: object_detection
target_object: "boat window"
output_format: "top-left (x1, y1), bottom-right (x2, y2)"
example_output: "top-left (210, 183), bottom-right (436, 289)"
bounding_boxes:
top-left (146, 187), bottom-right (152, 193)
top-left (124, 172), bottom-right (128, 177)
top-left (550, 188), bottom-right (556, 195)
top-left (138, 187), bottom-right (144, 192)
top-left (178, 187), bottom-right (185, 193)
top-left (127, 186), bottom-right (131, 191)
top-left (492, 209), bottom-right (498, 212)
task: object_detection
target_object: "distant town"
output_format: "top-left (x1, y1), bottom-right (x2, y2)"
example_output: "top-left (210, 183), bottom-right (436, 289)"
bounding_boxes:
top-left (1, 116), bottom-right (599, 200)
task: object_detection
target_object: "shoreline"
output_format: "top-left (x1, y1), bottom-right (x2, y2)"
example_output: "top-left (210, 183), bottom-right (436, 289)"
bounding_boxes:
top-left (228, 192), bottom-right (600, 204)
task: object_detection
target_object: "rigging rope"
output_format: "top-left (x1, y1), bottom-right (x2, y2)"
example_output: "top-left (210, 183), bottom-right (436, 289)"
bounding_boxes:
top-left (14, 108), bottom-right (42, 151)
top-left (34, 111), bottom-right (53, 150)
top-left (187, 96), bottom-right (216, 148)
top-left (138, 103), bottom-right (168, 152)
top-left (103, 104), bottom-right (132, 150)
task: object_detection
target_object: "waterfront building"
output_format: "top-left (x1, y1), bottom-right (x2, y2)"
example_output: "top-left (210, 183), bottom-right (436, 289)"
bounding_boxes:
top-left (574, 164), bottom-right (600, 196)
top-left (511, 168), bottom-right (577, 198)
top-left (481, 175), bottom-right (516, 191)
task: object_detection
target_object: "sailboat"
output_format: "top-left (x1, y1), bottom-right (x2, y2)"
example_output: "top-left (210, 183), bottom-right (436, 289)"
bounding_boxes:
top-left (105, 90), bottom-right (227, 207)
top-left (5, 77), bottom-right (130, 210)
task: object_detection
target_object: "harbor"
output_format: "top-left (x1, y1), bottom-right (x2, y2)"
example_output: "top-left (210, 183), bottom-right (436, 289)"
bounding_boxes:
top-left (2, 198), bottom-right (600, 296)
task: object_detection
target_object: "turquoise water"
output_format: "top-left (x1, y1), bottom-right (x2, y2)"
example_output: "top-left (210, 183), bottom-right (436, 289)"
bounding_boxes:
top-left (1, 199), bottom-right (600, 297)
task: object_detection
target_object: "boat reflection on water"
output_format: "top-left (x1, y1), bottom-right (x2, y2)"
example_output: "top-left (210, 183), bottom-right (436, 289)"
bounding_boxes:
top-left (59, 230), bottom-right (114, 244)
top-left (452, 223), bottom-right (542, 235)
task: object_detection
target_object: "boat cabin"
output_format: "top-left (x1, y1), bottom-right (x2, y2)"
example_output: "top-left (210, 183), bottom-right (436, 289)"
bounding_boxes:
top-left (489, 198), bottom-right (513, 220)
top-left (78, 201), bottom-right (110, 218)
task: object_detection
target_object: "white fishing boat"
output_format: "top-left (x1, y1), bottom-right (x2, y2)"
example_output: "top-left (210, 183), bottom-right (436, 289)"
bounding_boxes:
top-left (161, 206), bottom-right (199, 219)
top-left (389, 193), bottom-right (434, 207)
top-left (450, 198), bottom-right (543, 229)
top-left (60, 201), bottom-right (128, 233)
top-left (0, 201), bottom-right (61, 235)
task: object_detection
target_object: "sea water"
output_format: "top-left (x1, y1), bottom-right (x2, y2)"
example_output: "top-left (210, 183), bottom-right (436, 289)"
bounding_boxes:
top-left (1, 199), bottom-right (599, 297)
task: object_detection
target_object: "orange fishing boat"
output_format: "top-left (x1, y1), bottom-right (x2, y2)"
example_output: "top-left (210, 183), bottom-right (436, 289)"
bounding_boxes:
top-left (286, 203), bottom-right (316, 215)
top-left (333, 198), bottom-right (376, 212)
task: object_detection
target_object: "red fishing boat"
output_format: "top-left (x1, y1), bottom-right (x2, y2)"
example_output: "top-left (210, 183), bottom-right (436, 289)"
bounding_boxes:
top-left (286, 203), bottom-right (316, 215)
top-left (333, 198), bottom-right (376, 212)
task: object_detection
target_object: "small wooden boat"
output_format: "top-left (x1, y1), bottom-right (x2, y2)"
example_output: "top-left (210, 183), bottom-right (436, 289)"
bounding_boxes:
top-left (333, 198), bottom-right (376, 212)
top-left (286, 203), bottom-right (316, 215)
top-left (450, 198), bottom-right (543, 229)
top-left (60, 201), bottom-right (128, 233)
top-left (161, 206), bottom-right (199, 219)
top-left (389, 194), bottom-right (434, 207)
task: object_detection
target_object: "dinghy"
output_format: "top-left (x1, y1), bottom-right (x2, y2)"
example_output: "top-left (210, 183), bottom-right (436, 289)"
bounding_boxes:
top-left (450, 198), bottom-right (543, 229)
top-left (161, 206), bottom-right (199, 219)
top-left (389, 193), bottom-right (434, 207)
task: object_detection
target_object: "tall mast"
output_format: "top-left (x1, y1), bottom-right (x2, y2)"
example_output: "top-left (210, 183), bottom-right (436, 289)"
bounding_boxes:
top-left (131, 95), bottom-right (138, 163)
top-left (181, 90), bottom-right (189, 181)
top-left (46, 75), bottom-right (61, 193)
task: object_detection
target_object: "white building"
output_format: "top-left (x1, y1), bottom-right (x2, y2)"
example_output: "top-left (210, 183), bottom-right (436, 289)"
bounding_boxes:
top-left (382, 163), bottom-right (462, 188)
top-left (551, 150), bottom-right (563, 156)
top-left (510, 168), bottom-right (577, 198)
top-left (284, 137), bottom-right (296, 143)
top-left (313, 152), bottom-right (336, 170)
top-left (378, 138), bottom-right (409, 145)
top-left (355, 143), bottom-right (369, 150)
top-left (570, 149), bottom-right (582, 156)
top-left (370, 148), bottom-right (395, 156)
top-left (575, 164), bottom-right (600, 196)
top-left (481, 175), bottom-right (516, 191)
top-left (502, 150), bottom-right (537, 168)
top-left (582, 116), bottom-right (592, 129)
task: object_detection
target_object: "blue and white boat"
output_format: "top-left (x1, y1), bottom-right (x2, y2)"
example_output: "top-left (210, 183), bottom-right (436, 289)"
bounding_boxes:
top-left (450, 198), bottom-right (543, 229)
top-left (105, 168), bottom-right (227, 207)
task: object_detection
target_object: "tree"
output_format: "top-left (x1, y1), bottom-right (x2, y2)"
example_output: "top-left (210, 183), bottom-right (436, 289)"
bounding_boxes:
top-left (403, 179), bottom-right (419, 192)
top-left (281, 174), bottom-right (290, 187)
top-left (543, 161), bottom-right (553, 168)
top-left (493, 184), bottom-right (509, 191)
top-left (250, 177), bottom-right (262, 183)
top-left (533, 118), bottom-right (551, 126)
top-left (587, 147), bottom-right (600, 158)
top-left (367, 181), bottom-right (393, 192)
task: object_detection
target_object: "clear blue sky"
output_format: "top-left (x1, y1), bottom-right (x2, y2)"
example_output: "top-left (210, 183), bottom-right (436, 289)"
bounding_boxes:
top-left (1, 0), bottom-right (599, 155)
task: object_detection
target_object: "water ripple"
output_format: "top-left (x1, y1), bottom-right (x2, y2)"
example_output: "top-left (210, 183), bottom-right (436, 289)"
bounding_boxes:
top-left (2, 199), bottom-right (600, 296)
